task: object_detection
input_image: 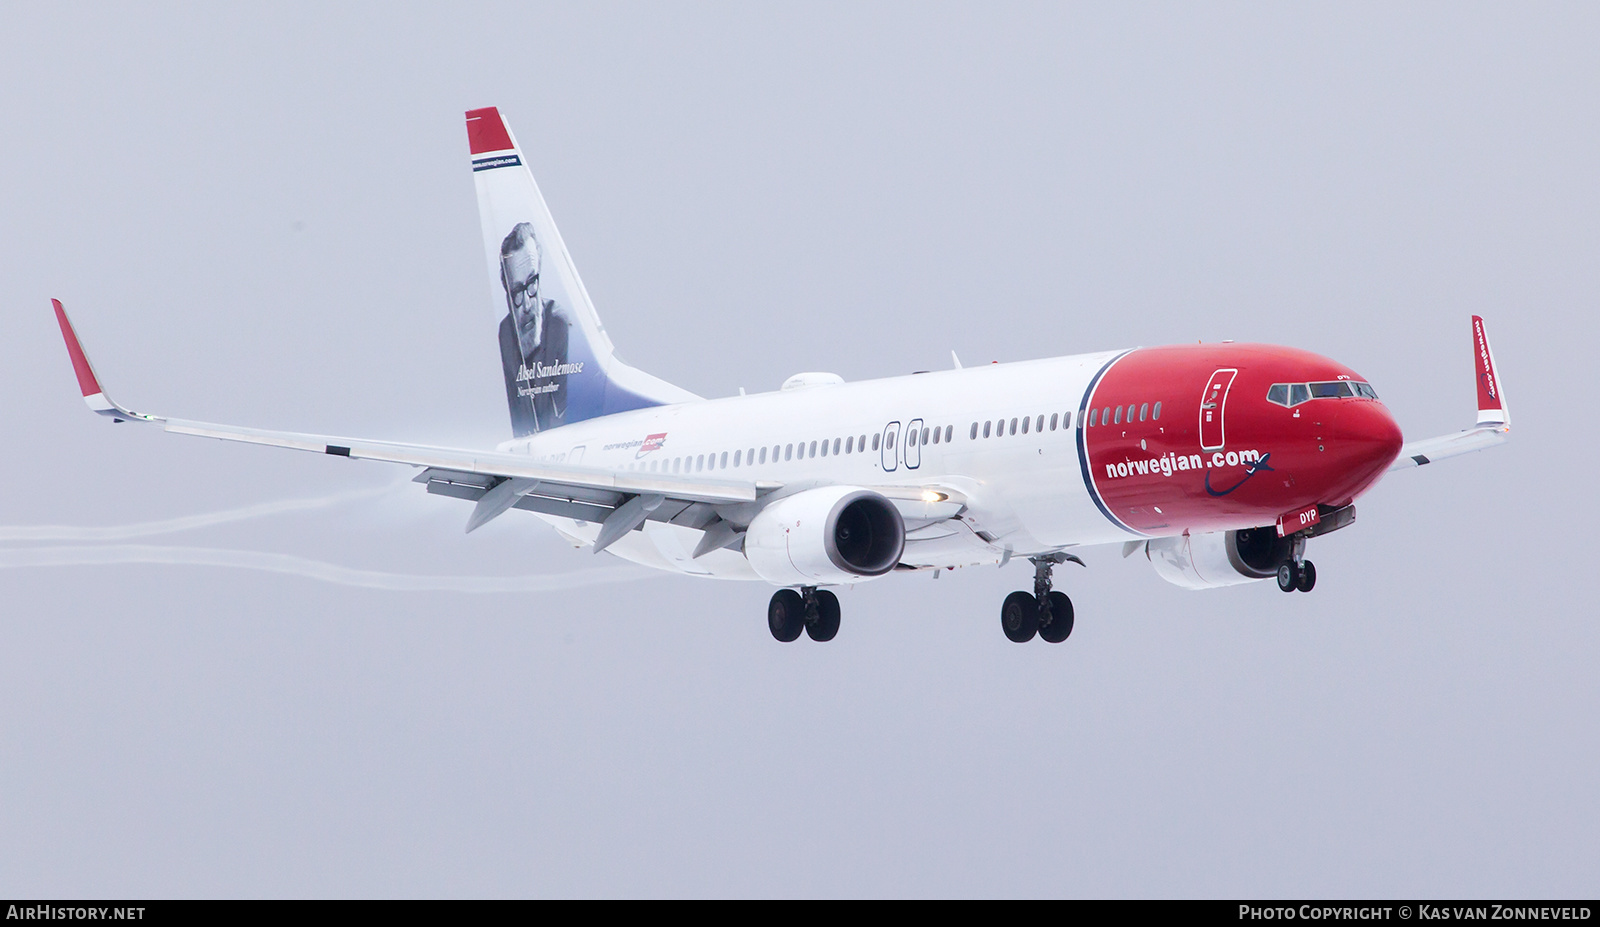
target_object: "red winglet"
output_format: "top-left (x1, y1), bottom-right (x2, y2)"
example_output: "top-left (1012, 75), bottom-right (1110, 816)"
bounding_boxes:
top-left (1471, 315), bottom-right (1507, 424)
top-left (465, 107), bottom-right (514, 155)
top-left (52, 299), bottom-right (103, 398)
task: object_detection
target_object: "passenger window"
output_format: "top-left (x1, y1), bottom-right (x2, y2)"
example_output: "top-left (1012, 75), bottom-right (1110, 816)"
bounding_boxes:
top-left (1089, 409), bottom-right (1097, 427)
top-left (858, 434), bottom-right (866, 450)
top-left (759, 447), bottom-right (767, 464)
top-left (945, 425), bottom-right (953, 443)
top-left (833, 438), bottom-right (841, 455)
top-left (970, 423), bottom-right (978, 439)
top-left (846, 436), bottom-right (854, 453)
top-left (1139, 403), bottom-right (1148, 422)
top-left (785, 444), bottom-right (793, 461)
top-left (1009, 418), bottom-right (1018, 435)
top-left (983, 421), bottom-right (992, 438)
top-left (1126, 404), bottom-right (1136, 422)
top-left (807, 440), bottom-right (816, 457)
top-left (734, 450), bottom-right (741, 467)
top-left (1021, 416), bottom-right (1030, 434)
top-left (1102, 407), bottom-right (1111, 425)
top-left (1036, 415), bottom-right (1044, 432)
top-left (1151, 403), bottom-right (1160, 421)
top-left (1113, 406), bottom-right (1121, 425)
top-left (932, 428), bottom-right (940, 445)
top-left (871, 434), bottom-right (880, 451)
top-left (720, 452), bottom-right (728, 468)
top-left (1290, 384), bottom-right (1310, 405)
top-left (1049, 413), bottom-right (1058, 431)
top-left (820, 440), bottom-right (829, 457)
top-left (921, 428), bottom-right (929, 445)
top-left (1063, 411), bottom-right (1072, 429)
top-left (694, 455), bottom-right (702, 472)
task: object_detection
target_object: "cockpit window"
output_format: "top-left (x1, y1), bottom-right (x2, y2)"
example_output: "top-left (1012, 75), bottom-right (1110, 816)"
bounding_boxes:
top-left (1270, 380), bottom-right (1377, 407)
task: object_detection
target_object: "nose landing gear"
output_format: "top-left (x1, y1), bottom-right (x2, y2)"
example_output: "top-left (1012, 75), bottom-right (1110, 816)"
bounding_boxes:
top-left (999, 553), bottom-right (1082, 643)
top-left (1275, 535), bottom-right (1317, 593)
top-left (768, 586), bottom-right (842, 642)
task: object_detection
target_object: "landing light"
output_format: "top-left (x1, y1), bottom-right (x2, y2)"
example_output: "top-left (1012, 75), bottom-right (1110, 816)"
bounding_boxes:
top-left (921, 490), bottom-right (947, 503)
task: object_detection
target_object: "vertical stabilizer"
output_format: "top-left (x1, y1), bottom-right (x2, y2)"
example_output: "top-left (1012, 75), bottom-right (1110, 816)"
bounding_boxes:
top-left (467, 107), bottom-right (697, 436)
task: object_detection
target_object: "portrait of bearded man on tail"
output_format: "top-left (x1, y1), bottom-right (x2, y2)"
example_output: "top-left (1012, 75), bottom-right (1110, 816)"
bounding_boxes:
top-left (497, 221), bottom-right (571, 435)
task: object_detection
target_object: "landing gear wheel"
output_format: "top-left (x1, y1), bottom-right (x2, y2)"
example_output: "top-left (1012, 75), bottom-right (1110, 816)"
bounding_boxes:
top-left (1296, 560), bottom-right (1316, 593)
top-left (806, 590), bottom-right (841, 641)
top-left (1001, 591), bottom-right (1040, 643)
top-left (1277, 562), bottom-right (1299, 593)
top-left (1038, 591), bottom-right (1075, 643)
top-left (768, 589), bottom-right (805, 642)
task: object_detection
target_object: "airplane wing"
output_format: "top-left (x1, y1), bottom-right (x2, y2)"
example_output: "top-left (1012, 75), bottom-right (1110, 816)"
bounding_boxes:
top-left (52, 300), bottom-right (765, 548)
top-left (1388, 315), bottom-right (1511, 471)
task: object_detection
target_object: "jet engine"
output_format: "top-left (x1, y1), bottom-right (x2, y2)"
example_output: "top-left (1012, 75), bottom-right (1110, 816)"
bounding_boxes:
top-left (1145, 527), bottom-right (1292, 590)
top-left (745, 486), bottom-right (906, 586)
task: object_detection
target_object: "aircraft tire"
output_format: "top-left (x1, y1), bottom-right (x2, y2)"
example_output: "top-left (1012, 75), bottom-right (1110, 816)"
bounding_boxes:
top-left (1001, 591), bottom-right (1040, 643)
top-left (806, 590), bottom-right (841, 642)
top-left (1296, 560), bottom-right (1317, 593)
top-left (1276, 562), bottom-right (1299, 593)
top-left (1038, 591), bottom-right (1075, 643)
top-left (768, 589), bottom-right (806, 642)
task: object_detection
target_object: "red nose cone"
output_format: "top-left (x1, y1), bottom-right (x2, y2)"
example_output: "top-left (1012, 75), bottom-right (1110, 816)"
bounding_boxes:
top-left (1327, 401), bottom-right (1404, 498)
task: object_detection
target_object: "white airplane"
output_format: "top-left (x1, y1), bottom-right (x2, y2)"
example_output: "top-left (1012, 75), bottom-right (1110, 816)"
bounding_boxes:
top-left (51, 107), bottom-right (1511, 643)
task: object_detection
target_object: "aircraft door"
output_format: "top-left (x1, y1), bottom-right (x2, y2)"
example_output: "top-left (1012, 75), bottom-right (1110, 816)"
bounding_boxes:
top-left (1198, 369), bottom-right (1237, 451)
top-left (905, 418), bottom-right (924, 469)
top-left (880, 421), bottom-right (900, 471)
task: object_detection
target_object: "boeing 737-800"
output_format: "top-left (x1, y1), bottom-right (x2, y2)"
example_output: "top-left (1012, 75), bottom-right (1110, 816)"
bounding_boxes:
top-left (51, 107), bottom-right (1512, 644)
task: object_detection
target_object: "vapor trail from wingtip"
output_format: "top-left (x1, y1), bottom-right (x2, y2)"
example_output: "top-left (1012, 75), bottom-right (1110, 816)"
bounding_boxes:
top-left (0, 544), bottom-right (655, 593)
top-left (0, 485), bottom-right (400, 542)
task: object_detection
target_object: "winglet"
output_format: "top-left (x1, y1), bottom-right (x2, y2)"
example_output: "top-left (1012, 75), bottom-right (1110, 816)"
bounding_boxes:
top-left (50, 300), bottom-right (158, 423)
top-left (1388, 315), bottom-right (1511, 472)
top-left (1472, 315), bottom-right (1509, 427)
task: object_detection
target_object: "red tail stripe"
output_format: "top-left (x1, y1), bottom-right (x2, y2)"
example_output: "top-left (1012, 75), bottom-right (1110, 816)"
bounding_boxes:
top-left (465, 107), bottom-right (514, 155)
top-left (52, 299), bottom-right (102, 398)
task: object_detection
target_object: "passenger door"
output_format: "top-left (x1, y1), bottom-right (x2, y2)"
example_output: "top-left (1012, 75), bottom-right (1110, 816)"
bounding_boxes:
top-left (1199, 369), bottom-right (1237, 451)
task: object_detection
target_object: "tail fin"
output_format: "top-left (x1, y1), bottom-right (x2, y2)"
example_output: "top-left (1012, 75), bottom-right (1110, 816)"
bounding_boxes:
top-left (466, 107), bottom-right (697, 436)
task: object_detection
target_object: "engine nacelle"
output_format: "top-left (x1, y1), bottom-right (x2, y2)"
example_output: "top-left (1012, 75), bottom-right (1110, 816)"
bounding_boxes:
top-left (1146, 527), bottom-right (1291, 590)
top-left (745, 486), bottom-right (906, 586)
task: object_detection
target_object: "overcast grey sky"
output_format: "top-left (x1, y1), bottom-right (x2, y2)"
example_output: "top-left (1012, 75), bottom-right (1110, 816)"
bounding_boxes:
top-left (1, 3), bottom-right (1595, 898)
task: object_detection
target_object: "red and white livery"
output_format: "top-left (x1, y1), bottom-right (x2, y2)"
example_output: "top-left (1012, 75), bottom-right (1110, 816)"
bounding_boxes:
top-left (50, 107), bottom-right (1512, 644)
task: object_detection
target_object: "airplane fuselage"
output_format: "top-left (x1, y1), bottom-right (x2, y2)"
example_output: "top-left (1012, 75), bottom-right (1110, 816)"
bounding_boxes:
top-left (502, 342), bottom-right (1404, 581)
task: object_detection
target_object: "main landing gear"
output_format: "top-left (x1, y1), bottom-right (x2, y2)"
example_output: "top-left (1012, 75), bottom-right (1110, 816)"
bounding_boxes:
top-left (768, 586), bottom-right (842, 642)
top-left (1000, 554), bottom-right (1082, 643)
top-left (1275, 535), bottom-right (1317, 593)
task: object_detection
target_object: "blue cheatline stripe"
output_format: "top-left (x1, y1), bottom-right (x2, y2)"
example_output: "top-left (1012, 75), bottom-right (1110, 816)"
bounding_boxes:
top-left (472, 154), bottom-right (522, 172)
top-left (1076, 350), bottom-right (1144, 537)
